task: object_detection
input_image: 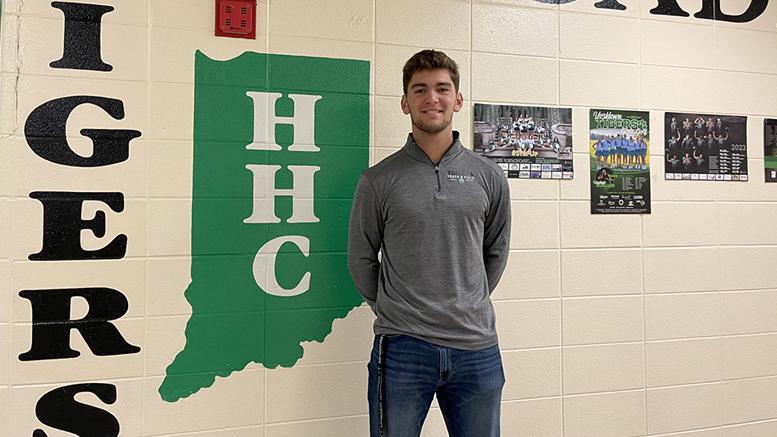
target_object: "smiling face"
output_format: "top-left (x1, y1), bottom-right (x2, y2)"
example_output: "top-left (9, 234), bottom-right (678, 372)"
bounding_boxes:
top-left (401, 68), bottom-right (463, 136)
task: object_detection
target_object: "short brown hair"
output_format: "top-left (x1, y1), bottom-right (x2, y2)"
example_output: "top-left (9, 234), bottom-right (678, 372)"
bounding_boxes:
top-left (402, 49), bottom-right (460, 95)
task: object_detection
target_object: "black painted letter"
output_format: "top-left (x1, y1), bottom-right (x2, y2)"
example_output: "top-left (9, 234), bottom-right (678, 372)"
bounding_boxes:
top-left (693, 0), bottom-right (768, 22)
top-left (29, 191), bottom-right (127, 261)
top-left (50, 2), bottom-right (114, 71)
top-left (594, 0), bottom-right (627, 10)
top-left (19, 287), bottom-right (140, 361)
top-left (649, 0), bottom-right (690, 16)
top-left (25, 96), bottom-right (141, 167)
top-left (32, 383), bottom-right (120, 437)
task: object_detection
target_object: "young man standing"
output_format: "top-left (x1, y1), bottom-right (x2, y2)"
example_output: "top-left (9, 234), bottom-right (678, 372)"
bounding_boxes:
top-left (347, 50), bottom-right (512, 437)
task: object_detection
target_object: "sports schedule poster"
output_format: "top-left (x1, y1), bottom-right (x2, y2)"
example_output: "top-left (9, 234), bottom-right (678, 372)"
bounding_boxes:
top-left (765, 118), bottom-right (777, 182)
top-left (664, 112), bottom-right (748, 181)
top-left (589, 109), bottom-right (651, 214)
top-left (473, 103), bottom-right (573, 179)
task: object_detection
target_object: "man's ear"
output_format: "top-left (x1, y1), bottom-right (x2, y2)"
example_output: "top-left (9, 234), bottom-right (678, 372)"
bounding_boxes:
top-left (454, 91), bottom-right (464, 113)
top-left (401, 94), bottom-right (410, 115)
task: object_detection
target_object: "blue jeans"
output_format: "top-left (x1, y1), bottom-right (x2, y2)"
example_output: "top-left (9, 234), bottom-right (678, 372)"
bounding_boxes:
top-left (367, 334), bottom-right (505, 437)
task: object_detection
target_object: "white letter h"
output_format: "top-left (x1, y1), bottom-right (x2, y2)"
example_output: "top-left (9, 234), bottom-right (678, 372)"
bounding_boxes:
top-left (245, 91), bottom-right (322, 152)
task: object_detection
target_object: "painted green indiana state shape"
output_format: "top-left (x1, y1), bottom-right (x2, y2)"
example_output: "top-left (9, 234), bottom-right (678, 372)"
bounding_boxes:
top-left (159, 51), bottom-right (369, 402)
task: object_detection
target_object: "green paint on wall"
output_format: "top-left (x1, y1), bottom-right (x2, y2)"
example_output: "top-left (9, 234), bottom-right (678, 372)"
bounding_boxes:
top-left (159, 51), bottom-right (369, 402)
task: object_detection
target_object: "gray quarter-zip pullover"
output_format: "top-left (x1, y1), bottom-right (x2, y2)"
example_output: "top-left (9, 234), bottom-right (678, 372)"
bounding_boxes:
top-left (348, 132), bottom-right (511, 350)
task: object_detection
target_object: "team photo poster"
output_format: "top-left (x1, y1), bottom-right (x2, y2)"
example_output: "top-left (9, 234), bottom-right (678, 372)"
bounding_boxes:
top-left (765, 119), bottom-right (777, 182)
top-left (664, 112), bottom-right (748, 181)
top-left (589, 109), bottom-right (651, 214)
top-left (473, 103), bottom-right (573, 179)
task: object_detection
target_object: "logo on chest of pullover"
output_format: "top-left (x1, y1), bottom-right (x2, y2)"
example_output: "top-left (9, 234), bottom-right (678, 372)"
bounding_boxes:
top-left (447, 170), bottom-right (475, 183)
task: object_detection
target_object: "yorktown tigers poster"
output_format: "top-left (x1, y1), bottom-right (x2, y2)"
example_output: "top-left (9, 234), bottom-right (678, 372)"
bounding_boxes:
top-left (589, 109), bottom-right (651, 214)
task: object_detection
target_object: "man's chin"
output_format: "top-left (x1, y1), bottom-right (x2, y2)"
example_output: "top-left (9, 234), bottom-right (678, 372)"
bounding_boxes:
top-left (411, 118), bottom-right (451, 135)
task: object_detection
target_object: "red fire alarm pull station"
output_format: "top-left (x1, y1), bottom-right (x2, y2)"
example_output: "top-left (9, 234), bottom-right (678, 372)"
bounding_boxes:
top-left (216, 0), bottom-right (256, 39)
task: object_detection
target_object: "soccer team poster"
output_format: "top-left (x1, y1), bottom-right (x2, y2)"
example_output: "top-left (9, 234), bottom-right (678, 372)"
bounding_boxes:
top-left (765, 119), bottom-right (777, 182)
top-left (474, 103), bottom-right (573, 179)
top-left (589, 109), bottom-right (651, 214)
top-left (664, 112), bottom-right (748, 181)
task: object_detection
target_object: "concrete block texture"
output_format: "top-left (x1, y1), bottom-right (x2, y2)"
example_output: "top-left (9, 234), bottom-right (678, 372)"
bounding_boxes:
top-left (5, 0), bottom-right (777, 435)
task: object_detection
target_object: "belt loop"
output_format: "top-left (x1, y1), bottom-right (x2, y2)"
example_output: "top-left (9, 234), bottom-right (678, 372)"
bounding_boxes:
top-left (378, 334), bottom-right (389, 437)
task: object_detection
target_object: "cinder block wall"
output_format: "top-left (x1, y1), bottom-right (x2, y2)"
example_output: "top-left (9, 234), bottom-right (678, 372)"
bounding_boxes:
top-left (2, 0), bottom-right (777, 436)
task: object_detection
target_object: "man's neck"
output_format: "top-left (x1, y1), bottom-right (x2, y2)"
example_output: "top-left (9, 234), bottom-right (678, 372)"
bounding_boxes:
top-left (412, 128), bottom-right (455, 163)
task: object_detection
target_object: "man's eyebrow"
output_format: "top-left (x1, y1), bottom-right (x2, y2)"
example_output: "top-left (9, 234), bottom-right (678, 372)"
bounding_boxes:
top-left (409, 81), bottom-right (453, 89)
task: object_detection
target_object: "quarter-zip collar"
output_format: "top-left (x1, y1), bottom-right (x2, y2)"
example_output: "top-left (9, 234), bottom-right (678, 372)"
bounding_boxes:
top-left (402, 131), bottom-right (465, 167)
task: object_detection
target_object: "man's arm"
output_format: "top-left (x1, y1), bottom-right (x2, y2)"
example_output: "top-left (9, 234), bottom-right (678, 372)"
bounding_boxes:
top-left (483, 174), bottom-right (512, 293)
top-left (347, 174), bottom-right (383, 311)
